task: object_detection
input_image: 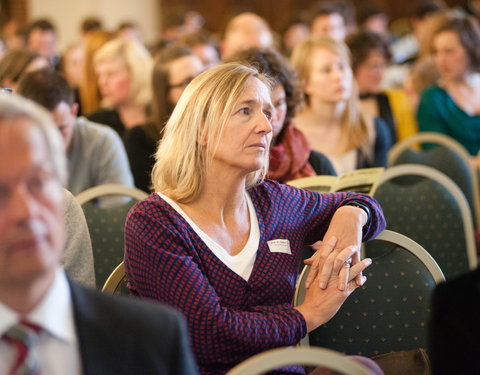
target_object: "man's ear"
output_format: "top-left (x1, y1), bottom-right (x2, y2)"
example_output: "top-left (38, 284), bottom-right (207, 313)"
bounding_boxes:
top-left (71, 103), bottom-right (79, 116)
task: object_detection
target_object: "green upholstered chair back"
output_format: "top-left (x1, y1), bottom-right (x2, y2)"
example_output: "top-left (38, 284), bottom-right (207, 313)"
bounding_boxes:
top-left (76, 184), bottom-right (148, 289)
top-left (372, 164), bottom-right (477, 279)
top-left (388, 132), bottom-right (480, 229)
top-left (294, 230), bottom-right (444, 357)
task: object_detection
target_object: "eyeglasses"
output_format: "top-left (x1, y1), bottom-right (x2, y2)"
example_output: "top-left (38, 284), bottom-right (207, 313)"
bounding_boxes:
top-left (168, 76), bottom-right (195, 89)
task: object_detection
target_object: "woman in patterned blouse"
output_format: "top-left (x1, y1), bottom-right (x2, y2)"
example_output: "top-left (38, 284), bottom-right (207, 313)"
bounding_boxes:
top-left (124, 63), bottom-right (386, 375)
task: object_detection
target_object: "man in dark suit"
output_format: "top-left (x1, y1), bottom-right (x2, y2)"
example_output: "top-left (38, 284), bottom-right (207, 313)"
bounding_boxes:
top-left (429, 268), bottom-right (480, 375)
top-left (0, 93), bottom-right (198, 374)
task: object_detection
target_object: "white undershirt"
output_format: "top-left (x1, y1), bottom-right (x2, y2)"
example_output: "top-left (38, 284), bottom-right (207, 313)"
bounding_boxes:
top-left (159, 192), bottom-right (260, 281)
top-left (0, 268), bottom-right (82, 375)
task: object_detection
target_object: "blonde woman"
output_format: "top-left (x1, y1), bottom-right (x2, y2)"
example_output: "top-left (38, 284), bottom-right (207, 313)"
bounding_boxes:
top-left (87, 37), bottom-right (153, 137)
top-left (291, 36), bottom-right (391, 175)
top-left (124, 63), bottom-right (385, 374)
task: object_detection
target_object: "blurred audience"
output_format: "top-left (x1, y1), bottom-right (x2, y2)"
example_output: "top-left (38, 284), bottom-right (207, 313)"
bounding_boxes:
top-left (221, 12), bottom-right (274, 59)
top-left (417, 13), bottom-right (480, 167)
top-left (309, 2), bottom-right (348, 41)
top-left (79, 30), bottom-right (113, 115)
top-left (25, 18), bottom-right (59, 68)
top-left (281, 17), bottom-right (310, 57)
top-left (226, 47), bottom-right (336, 182)
top-left (0, 49), bottom-right (49, 91)
top-left (87, 37), bottom-right (153, 137)
top-left (17, 69), bottom-right (133, 195)
top-left (179, 31), bottom-right (220, 69)
top-left (291, 36), bottom-right (391, 175)
top-left (125, 44), bottom-right (204, 192)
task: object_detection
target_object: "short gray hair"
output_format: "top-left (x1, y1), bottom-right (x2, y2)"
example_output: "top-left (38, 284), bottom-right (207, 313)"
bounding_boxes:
top-left (0, 93), bottom-right (67, 185)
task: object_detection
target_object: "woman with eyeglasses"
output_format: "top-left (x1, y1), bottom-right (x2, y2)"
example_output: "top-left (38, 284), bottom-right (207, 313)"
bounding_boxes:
top-left (124, 43), bottom-right (204, 192)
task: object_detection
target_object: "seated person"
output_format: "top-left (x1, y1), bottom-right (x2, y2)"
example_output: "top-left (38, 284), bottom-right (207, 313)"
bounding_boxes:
top-left (124, 63), bottom-right (386, 374)
top-left (226, 47), bottom-right (336, 183)
top-left (63, 189), bottom-right (95, 287)
top-left (429, 267), bottom-right (480, 374)
top-left (291, 36), bottom-right (391, 175)
top-left (16, 68), bottom-right (134, 195)
top-left (0, 93), bottom-right (197, 374)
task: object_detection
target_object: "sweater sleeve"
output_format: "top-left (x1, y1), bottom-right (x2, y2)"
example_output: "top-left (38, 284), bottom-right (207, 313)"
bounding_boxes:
top-left (124, 204), bottom-right (306, 368)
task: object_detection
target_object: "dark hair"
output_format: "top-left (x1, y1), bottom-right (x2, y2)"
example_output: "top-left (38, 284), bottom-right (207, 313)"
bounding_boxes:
top-left (147, 44), bottom-right (194, 141)
top-left (309, 2), bottom-right (346, 26)
top-left (81, 17), bottom-right (103, 33)
top-left (17, 68), bottom-right (74, 111)
top-left (414, 1), bottom-right (444, 20)
top-left (346, 31), bottom-right (392, 72)
top-left (225, 47), bottom-right (302, 124)
top-left (26, 18), bottom-right (56, 37)
top-left (117, 21), bottom-right (138, 32)
top-left (431, 14), bottom-right (480, 72)
top-left (356, 4), bottom-right (386, 26)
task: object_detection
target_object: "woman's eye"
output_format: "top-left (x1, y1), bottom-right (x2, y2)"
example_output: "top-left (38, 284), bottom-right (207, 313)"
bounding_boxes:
top-left (263, 110), bottom-right (272, 120)
top-left (239, 107), bottom-right (250, 115)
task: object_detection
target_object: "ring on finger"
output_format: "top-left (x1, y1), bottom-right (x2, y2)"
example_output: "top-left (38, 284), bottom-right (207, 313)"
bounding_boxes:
top-left (344, 258), bottom-right (352, 267)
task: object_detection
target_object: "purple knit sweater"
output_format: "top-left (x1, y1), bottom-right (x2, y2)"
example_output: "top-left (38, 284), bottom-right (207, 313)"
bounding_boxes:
top-left (124, 179), bottom-right (386, 374)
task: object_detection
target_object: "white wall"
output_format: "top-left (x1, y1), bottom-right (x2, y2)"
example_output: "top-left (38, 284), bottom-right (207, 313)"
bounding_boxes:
top-left (29, 0), bottom-right (161, 52)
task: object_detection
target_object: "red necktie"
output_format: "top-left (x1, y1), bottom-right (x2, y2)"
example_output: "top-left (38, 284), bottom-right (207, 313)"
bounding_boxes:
top-left (3, 320), bottom-right (42, 375)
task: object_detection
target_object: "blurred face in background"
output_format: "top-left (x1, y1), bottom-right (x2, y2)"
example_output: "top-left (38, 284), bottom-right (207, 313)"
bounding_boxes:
top-left (192, 43), bottom-right (219, 70)
top-left (432, 30), bottom-right (469, 82)
top-left (28, 29), bottom-right (57, 60)
top-left (167, 55), bottom-right (204, 105)
top-left (354, 48), bottom-right (388, 93)
top-left (305, 47), bottom-right (352, 104)
top-left (270, 84), bottom-right (287, 142)
top-left (96, 57), bottom-right (131, 106)
top-left (311, 13), bottom-right (347, 41)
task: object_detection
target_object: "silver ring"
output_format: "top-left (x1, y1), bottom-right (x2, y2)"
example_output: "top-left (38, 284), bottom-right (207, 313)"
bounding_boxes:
top-left (344, 258), bottom-right (352, 267)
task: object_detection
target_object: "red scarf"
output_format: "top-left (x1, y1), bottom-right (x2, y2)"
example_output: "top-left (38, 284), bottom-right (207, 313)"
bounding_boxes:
top-left (268, 123), bottom-right (316, 183)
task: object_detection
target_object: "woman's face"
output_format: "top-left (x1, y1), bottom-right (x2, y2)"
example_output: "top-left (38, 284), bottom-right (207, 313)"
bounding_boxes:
top-left (167, 55), bottom-right (204, 105)
top-left (271, 84), bottom-right (288, 141)
top-left (433, 30), bottom-right (469, 81)
top-left (213, 77), bottom-right (273, 173)
top-left (96, 57), bottom-right (131, 107)
top-left (354, 49), bottom-right (387, 94)
top-left (305, 47), bottom-right (352, 103)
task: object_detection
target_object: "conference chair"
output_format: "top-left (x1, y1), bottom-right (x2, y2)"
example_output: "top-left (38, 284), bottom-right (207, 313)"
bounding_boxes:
top-left (294, 230), bottom-right (444, 357)
top-left (388, 132), bottom-right (480, 229)
top-left (226, 347), bottom-right (375, 375)
top-left (76, 184), bottom-right (148, 289)
top-left (371, 164), bottom-right (477, 279)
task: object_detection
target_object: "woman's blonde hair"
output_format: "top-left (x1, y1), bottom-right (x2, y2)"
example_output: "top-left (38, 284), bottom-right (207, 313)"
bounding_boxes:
top-left (291, 35), bottom-right (372, 157)
top-left (152, 63), bottom-right (271, 203)
top-left (94, 37), bottom-right (153, 107)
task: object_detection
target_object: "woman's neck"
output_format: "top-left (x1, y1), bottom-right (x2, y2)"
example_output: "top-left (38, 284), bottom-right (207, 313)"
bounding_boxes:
top-left (306, 97), bottom-right (346, 126)
top-left (118, 102), bottom-right (147, 129)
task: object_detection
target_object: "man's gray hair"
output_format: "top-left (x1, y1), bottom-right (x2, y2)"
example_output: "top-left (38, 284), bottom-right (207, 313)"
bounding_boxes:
top-left (0, 93), bottom-right (67, 185)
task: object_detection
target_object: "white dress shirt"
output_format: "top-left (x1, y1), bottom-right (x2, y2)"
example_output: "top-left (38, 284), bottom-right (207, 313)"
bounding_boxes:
top-left (0, 268), bottom-right (82, 375)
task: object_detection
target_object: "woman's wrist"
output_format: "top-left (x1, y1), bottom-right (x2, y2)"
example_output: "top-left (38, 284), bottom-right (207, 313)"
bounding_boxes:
top-left (339, 200), bottom-right (371, 227)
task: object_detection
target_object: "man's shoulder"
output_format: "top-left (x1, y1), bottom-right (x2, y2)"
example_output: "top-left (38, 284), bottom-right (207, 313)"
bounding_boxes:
top-left (70, 281), bottom-right (184, 329)
top-left (76, 117), bottom-right (120, 138)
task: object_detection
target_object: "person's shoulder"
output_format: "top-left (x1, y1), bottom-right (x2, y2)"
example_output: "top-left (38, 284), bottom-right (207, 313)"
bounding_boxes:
top-left (420, 84), bottom-right (444, 101)
top-left (70, 282), bottom-right (185, 330)
top-left (436, 267), bottom-right (480, 295)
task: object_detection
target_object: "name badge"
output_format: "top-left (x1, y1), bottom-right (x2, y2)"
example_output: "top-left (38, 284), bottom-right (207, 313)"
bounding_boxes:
top-left (267, 239), bottom-right (291, 255)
